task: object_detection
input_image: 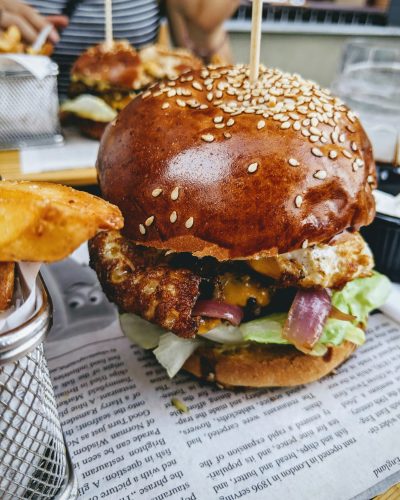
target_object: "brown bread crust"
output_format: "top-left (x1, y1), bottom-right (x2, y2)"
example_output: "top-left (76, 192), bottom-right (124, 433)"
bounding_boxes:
top-left (97, 65), bottom-right (376, 261)
top-left (183, 341), bottom-right (356, 388)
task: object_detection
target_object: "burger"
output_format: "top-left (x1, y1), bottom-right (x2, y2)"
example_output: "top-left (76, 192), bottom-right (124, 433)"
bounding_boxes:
top-left (60, 42), bottom-right (201, 140)
top-left (89, 64), bottom-right (391, 388)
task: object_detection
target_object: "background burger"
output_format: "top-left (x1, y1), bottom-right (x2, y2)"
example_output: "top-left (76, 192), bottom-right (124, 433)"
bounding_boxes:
top-left (60, 41), bottom-right (201, 140)
top-left (89, 64), bottom-right (391, 388)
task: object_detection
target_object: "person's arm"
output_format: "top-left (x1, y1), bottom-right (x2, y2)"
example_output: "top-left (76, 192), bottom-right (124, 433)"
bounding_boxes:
top-left (165, 0), bottom-right (240, 64)
top-left (0, 0), bottom-right (68, 44)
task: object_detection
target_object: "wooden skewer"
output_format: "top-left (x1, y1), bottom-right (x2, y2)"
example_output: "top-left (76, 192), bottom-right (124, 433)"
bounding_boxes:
top-left (104, 0), bottom-right (113, 49)
top-left (249, 0), bottom-right (263, 84)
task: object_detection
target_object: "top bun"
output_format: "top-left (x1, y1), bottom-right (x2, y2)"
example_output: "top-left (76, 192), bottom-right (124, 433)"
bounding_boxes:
top-left (97, 64), bottom-right (376, 260)
top-left (71, 41), bottom-right (146, 90)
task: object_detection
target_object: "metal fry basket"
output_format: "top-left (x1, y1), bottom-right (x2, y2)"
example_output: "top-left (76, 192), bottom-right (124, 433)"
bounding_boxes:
top-left (0, 56), bottom-right (63, 150)
top-left (0, 278), bottom-right (77, 499)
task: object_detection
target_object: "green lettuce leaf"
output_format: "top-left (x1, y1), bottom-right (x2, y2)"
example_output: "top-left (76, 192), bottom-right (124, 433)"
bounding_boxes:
top-left (153, 333), bottom-right (202, 378)
top-left (331, 271), bottom-right (391, 324)
top-left (120, 313), bottom-right (163, 349)
top-left (239, 272), bottom-right (390, 354)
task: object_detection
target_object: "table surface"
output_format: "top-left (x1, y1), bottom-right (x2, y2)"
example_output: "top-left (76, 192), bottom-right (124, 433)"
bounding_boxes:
top-left (0, 149), bottom-right (97, 185)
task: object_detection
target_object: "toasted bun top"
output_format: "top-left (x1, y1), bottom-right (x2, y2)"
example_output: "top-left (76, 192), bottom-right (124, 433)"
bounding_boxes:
top-left (97, 64), bottom-right (376, 260)
top-left (71, 41), bottom-right (145, 90)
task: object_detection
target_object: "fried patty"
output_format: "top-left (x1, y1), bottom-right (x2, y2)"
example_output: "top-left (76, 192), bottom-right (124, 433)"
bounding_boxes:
top-left (89, 231), bottom-right (201, 337)
top-left (90, 231), bottom-right (373, 338)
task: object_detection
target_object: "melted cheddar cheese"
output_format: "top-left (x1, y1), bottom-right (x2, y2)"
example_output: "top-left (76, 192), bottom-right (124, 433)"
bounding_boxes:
top-left (215, 273), bottom-right (270, 308)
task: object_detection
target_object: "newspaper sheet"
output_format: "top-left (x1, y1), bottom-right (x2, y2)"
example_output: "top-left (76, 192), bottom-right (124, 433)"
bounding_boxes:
top-left (45, 313), bottom-right (400, 500)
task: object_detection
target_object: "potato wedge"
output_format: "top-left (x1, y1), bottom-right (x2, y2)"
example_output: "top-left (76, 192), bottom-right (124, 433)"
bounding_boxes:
top-left (0, 263), bottom-right (15, 311)
top-left (0, 181), bottom-right (123, 262)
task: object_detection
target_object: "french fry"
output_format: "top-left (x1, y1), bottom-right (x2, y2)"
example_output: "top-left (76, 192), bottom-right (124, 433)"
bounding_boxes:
top-left (0, 181), bottom-right (123, 262)
top-left (0, 263), bottom-right (14, 311)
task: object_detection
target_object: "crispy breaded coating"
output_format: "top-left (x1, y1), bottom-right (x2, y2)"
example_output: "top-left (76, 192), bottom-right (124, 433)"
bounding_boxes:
top-left (89, 231), bottom-right (201, 338)
top-left (0, 263), bottom-right (14, 311)
top-left (249, 233), bottom-right (374, 289)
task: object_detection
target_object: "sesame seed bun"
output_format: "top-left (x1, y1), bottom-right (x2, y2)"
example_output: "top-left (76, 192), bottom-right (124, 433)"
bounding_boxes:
top-left (183, 340), bottom-right (357, 388)
top-left (97, 64), bottom-right (376, 260)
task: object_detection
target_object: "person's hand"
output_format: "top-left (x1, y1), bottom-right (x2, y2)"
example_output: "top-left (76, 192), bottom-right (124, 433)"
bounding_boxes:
top-left (0, 0), bottom-right (68, 44)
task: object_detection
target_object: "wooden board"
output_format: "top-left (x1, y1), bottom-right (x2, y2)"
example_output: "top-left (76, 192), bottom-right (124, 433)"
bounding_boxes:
top-left (0, 150), bottom-right (97, 186)
top-left (375, 483), bottom-right (400, 500)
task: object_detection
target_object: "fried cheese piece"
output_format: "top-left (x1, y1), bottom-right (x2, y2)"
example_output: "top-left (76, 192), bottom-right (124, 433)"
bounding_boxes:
top-left (89, 231), bottom-right (201, 338)
top-left (0, 181), bottom-right (123, 263)
top-left (249, 232), bottom-right (373, 289)
top-left (0, 263), bottom-right (15, 311)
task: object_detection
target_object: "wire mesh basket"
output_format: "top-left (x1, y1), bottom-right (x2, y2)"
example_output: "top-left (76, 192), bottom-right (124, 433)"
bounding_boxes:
top-left (0, 56), bottom-right (63, 150)
top-left (0, 278), bottom-right (77, 499)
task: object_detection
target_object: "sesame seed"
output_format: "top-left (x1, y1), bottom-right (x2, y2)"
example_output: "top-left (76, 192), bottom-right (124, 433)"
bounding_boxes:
top-left (257, 120), bottom-right (265, 130)
top-left (314, 170), bottom-right (327, 180)
top-left (215, 123), bottom-right (225, 129)
top-left (343, 150), bottom-right (352, 159)
top-left (367, 175), bottom-right (374, 183)
top-left (192, 81), bottom-right (203, 91)
top-left (161, 102), bottom-right (170, 110)
top-left (320, 136), bottom-right (328, 144)
top-left (329, 150), bottom-right (338, 159)
top-left (339, 134), bottom-right (345, 143)
top-left (142, 91), bottom-right (151, 99)
top-left (170, 211), bottom-right (177, 223)
top-left (302, 239), bottom-right (308, 249)
top-left (247, 162), bottom-right (258, 173)
top-left (288, 158), bottom-right (299, 167)
top-left (207, 92), bottom-right (213, 101)
top-left (311, 117), bottom-right (319, 127)
top-left (351, 142), bottom-right (358, 152)
top-left (185, 217), bottom-right (194, 229)
top-left (347, 111), bottom-right (356, 123)
top-left (215, 90), bottom-right (223, 98)
top-left (214, 116), bottom-right (223, 124)
top-left (145, 216), bottom-right (154, 226)
top-left (139, 224), bottom-right (146, 235)
top-left (310, 126), bottom-right (322, 136)
top-left (199, 104), bottom-right (208, 110)
top-left (302, 129), bottom-right (310, 137)
top-left (310, 135), bottom-right (319, 143)
top-left (293, 121), bottom-right (301, 131)
top-left (201, 133), bottom-right (214, 143)
top-left (227, 118), bottom-right (235, 127)
top-left (281, 122), bottom-right (291, 130)
top-left (347, 125), bottom-right (356, 133)
top-left (171, 187), bottom-right (180, 200)
top-left (167, 81), bottom-right (176, 87)
top-left (167, 89), bottom-right (176, 97)
top-left (302, 119), bottom-right (311, 126)
top-left (176, 99), bottom-right (186, 107)
top-left (356, 158), bottom-right (364, 167)
top-left (311, 147), bottom-right (324, 157)
top-left (224, 132), bottom-right (232, 139)
top-left (295, 195), bottom-right (303, 208)
top-left (152, 188), bottom-right (162, 197)
top-left (204, 78), bottom-right (213, 86)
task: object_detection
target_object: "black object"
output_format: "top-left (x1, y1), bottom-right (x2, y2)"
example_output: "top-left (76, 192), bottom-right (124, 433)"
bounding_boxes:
top-left (361, 212), bottom-right (400, 282)
top-left (62, 0), bottom-right (84, 18)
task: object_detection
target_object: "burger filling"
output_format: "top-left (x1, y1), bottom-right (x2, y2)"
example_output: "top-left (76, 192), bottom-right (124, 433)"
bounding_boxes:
top-left (89, 231), bottom-right (391, 377)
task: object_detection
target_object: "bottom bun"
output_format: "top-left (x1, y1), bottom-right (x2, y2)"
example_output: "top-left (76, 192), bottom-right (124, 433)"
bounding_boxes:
top-left (183, 341), bottom-right (356, 388)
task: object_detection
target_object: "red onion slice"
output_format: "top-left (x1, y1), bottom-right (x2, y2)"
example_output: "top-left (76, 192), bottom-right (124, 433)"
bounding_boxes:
top-left (283, 289), bottom-right (331, 353)
top-left (192, 299), bottom-right (244, 326)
